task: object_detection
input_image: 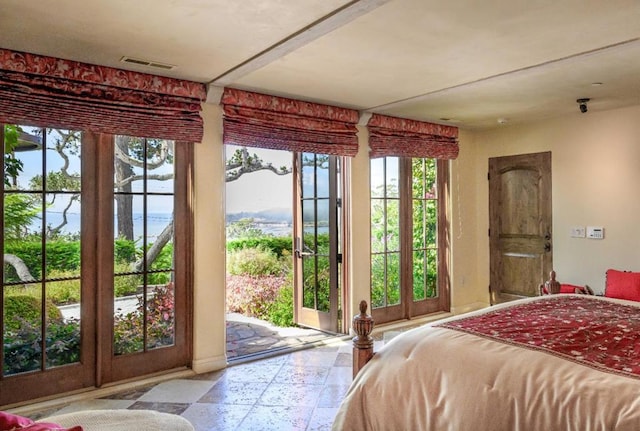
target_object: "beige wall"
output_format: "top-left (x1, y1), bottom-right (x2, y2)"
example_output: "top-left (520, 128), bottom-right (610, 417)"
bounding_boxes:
top-left (192, 103), bottom-right (227, 373)
top-left (456, 104), bottom-right (640, 298)
top-left (191, 103), bottom-right (640, 371)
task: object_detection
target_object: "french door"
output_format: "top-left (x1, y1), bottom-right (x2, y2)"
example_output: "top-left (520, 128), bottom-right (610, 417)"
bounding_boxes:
top-left (293, 153), bottom-right (341, 333)
top-left (1, 126), bottom-right (191, 406)
top-left (370, 157), bottom-right (450, 325)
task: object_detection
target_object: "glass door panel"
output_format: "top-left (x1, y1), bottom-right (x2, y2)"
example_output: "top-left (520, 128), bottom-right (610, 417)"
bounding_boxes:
top-left (294, 153), bottom-right (338, 332)
top-left (1, 125), bottom-right (93, 405)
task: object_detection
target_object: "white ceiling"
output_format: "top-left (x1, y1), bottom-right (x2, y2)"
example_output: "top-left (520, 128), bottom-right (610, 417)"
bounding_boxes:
top-left (1, 0), bottom-right (639, 129)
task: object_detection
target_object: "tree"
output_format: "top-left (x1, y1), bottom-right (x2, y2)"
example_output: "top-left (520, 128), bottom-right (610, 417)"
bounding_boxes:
top-left (225, 147), bottom-right (291, 182)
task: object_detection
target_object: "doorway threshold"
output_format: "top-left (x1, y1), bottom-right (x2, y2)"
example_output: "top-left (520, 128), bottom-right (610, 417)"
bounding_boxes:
top-left (226, 313), bottom-right (348, 364)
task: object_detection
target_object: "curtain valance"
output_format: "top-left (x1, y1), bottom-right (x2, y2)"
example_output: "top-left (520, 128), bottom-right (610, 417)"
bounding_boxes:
top-left (367, 113), bottom-right (458, 159)
top-left (221, 88), bottom-right (360, 156)
top-left (0, 49), bottom-right (206, 142)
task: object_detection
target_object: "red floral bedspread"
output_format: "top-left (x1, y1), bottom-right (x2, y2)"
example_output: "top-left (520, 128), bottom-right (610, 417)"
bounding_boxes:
top-left (437, 296), bottom-right (640, 378)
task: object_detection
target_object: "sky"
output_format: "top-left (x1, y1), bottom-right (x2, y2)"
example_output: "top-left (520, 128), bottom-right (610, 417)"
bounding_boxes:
top-left (224, 145), bottom-right (293, 214)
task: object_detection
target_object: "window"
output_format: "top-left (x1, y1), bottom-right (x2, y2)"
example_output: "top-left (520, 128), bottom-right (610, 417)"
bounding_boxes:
top-left (112, 136), bottom-right (176, 355)
top-left (370, 157), bottom-right (449, 323)
top-left (1, 123), bottom-right (191, 405)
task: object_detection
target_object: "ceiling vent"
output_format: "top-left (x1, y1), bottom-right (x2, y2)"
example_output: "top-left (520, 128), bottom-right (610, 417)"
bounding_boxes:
top-left (120, 56), bottom-right (176, 70)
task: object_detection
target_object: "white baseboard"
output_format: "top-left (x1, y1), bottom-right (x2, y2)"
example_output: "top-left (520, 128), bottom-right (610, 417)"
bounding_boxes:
top-left (191, 355), bottom-right (228, 374)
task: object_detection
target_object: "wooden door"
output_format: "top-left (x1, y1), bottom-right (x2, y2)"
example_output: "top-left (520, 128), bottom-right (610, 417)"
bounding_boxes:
top-left (293, 153), bottom-right (339, 333)
top-left (489, 152), bottom-right (552, 304)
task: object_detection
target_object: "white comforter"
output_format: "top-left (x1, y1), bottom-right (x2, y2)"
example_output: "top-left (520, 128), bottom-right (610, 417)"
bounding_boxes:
top-left (333, 296), bottom-right (640, 431)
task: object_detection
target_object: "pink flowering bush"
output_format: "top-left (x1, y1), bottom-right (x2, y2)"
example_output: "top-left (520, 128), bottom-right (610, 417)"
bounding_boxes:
top-left (226, 274), bottom-right (288, 319)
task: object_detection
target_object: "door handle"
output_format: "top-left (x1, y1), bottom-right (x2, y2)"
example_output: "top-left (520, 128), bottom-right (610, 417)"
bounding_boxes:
top-left (544, 242), bottom-right (551, 252)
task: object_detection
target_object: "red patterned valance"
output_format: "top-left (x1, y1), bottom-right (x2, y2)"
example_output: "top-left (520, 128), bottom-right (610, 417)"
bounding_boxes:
top-left (0, 49), bottom-right (206, 141)
top-left (367, 113), bottom-right (458, 159)
top-left (221, 88), bottom-right (359, 156)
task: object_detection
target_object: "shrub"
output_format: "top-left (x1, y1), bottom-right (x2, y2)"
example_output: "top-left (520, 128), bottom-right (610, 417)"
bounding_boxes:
top-left (113, 283), bottom-right (175, 355)
top-left (226, 236), bottom-right (293, 258)
top-left (3, 295), bottom-right (62, 332)
top-left (114, 262), bottom-right (142, 297)
top-left (43, 270), bottom-right (81, 304)
top-left (115, 238), bottom-right (137, 263)
top-left (3, 317), bottom-right (80, 375)
top-left (226, 246), bottom-right (285, 276)
top-left (226, 274), bottom-right (288, 319)
top-left (265, 283), bottom-right (294, 327)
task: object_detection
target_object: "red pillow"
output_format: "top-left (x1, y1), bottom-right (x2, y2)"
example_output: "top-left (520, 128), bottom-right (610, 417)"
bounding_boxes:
top-left (605, 269), bottom-right (640, 302)
top-left (0, 411), bottom-right (82, 431)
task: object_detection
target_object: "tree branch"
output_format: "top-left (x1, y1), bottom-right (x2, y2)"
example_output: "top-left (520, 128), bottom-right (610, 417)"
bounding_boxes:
top-left (4, 254), bottom-right (35, 282)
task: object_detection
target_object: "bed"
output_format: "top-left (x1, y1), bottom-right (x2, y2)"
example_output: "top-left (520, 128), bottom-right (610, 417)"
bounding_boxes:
top-left (333, 292), bottom-right (640, 430)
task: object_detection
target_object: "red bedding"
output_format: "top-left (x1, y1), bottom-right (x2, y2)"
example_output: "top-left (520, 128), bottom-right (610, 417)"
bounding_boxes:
top-left (437, 295), bottom-right (640, 378)
top-left (333, 295), bottom-right (640, 431)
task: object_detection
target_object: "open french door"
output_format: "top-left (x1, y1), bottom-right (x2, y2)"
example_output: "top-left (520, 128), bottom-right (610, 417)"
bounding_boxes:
top-left (293, 153), bottom-right (341, 333)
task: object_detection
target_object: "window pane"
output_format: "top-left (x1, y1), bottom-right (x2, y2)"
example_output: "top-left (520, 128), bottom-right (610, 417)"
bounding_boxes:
top-left (147, 195), bottom-right (174, 272)
top-left (426, 248), bottom-right (438, 298)
top-left (46, 279), bottom-right (81, 369)
top-left (426, 200), bottom-right (437, 248)
top-left (371, 254), bottom-right (385, 308)
top-left (413, 250), bottom-right (426, 301)
top-left (316, 256), bottom-right (330, 312)
top-left (370, 158), bottom-right (385, 198)
top-left (412, 199), bottom-right (425, 250)
top-left (386, 252), bottom-right (400, 306)
top-left (114, 274), bottom-right (144, 355)
top-left (386, 200), bottom-right (400, 252)
top-left (46, 129), bottom-right (81, 193)
top-left (114, 136), bottom-right (145, 193)
top-left (385, 157), bottom-right (399, 198)
top-left (145, 139), bottom-right (174, 193)
top-left (370, 199), bottom-right (385, 253)
top-left (146, 278), bottom-right (175, 350)
top-left (10, 126), bottom-right (43, 191)
top-left (301, 153), bottom-right (315, 198)
top-left (302, 256), bottom-right (316, 308)
top-left (3, 282), bottom-right (43, 375)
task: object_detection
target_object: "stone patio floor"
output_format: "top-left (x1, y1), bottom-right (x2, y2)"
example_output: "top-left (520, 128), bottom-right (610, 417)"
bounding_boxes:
top-left (225, 313), bottom-right (346, 361)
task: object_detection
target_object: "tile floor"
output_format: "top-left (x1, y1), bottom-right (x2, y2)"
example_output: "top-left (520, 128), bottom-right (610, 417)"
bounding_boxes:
top-left (14, 318), bottom-right (424, 431)
top-left (21, 339), bottom-right (379, 431)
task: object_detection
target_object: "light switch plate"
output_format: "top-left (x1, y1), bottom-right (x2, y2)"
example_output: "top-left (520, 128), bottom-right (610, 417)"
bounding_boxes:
top-left (570, 226), bottom-right (586, 238)
top-left (586, 226), bottom-right (604, 239)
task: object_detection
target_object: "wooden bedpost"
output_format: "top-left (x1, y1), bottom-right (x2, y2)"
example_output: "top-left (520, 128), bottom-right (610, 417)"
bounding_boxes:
top-left (352, 300), bottom-right (374, 378)
top-left (539, 270), bottom-right (561, 295)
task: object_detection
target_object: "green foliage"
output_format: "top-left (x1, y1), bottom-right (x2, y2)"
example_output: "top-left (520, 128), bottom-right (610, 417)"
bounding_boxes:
top-left (114, 263), bottom-right (142, 297)
top-left (3, 124), bottom-right (24, 188)
top-left (148, 243), bottom-right (173, 285)
top-left (3, 194), bottom-right (40, 240)
top-left (115, 238), bottom-right (138, 263)
top-left (3, 295), bottom-right (62, 332)
top-left (3, 317), bottom-right (80, 375)
top-left (226, 235), bottom-right (293, 257)
top-left (265, 283), bottom-right (294, 327)
top-left (227, 246), bottom-right (286, 276)
top-left (3, 240), bottom-right (81, 281)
